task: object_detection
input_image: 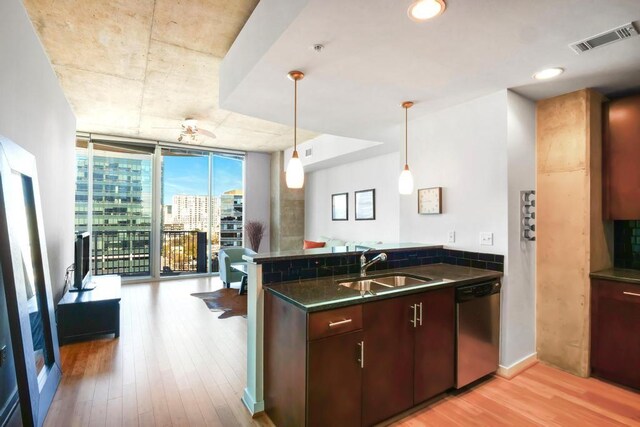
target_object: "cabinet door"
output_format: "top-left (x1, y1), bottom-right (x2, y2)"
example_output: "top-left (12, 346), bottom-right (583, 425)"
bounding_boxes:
top-left (413, 287), bottom-right (455, 403)
top-left (591, 280), bottom-right (640, 389)
top-left (604, 95), bottom-right (640, 219)
top-left (308, 330), bottom-right (363, 427)
top-left (362, 296), bottom-right (414, 426)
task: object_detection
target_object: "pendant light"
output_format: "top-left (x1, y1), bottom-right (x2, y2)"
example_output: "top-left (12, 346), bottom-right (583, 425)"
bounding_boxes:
top-left (399, 101), bottom-right (415, 195)
top-left (286, 70), bottom-right (305, 189)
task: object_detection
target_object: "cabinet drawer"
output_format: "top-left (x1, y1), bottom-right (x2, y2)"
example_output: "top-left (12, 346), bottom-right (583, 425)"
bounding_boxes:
top-left (593, 279), bottom-right (640, 304)
top-left (308, 305), bottom-right (362, 341)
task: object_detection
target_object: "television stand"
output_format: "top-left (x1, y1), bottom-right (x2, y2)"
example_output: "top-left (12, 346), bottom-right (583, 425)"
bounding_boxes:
top-left (57, 275), bottom-right (121, 344)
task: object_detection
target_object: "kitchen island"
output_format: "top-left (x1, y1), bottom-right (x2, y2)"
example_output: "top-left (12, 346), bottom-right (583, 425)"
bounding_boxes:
top-left (240, 243), bottom-right (504, 418)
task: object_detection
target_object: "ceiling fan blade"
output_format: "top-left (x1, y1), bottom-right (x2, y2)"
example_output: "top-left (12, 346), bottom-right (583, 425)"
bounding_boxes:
top-left (199, 128), bottom-right (216, 138)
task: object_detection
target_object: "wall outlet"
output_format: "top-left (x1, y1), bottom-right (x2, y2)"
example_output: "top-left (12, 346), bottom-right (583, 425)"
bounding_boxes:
top-left (448, 231), bottom-right (455, 243)
top-left (480, 232), bottom-right (493, 246)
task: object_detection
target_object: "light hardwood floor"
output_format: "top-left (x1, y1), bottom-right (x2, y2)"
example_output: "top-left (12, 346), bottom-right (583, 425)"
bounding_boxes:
top-left (45, 277), bottom-right (640, 427)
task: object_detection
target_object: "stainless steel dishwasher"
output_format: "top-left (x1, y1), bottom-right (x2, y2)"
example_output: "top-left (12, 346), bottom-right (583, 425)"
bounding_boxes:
top-left (455, 280), bottom-right (501, 388)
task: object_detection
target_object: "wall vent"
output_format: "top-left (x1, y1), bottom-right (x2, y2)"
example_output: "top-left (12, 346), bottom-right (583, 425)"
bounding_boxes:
top-left (570, 23), bottom-right (638, 54)
top-left (305, 148), bottom-right (313, 158)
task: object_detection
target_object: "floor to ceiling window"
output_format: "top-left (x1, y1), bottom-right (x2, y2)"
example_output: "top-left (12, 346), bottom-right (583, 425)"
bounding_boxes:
top-left (74, 136), bottom-right (244, 279)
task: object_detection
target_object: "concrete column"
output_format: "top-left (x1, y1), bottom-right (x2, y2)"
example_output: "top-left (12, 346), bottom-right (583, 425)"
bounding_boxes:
top-left (535, 88), bottom-right (612, 377)
top-left (270, 151), bottom-right (304, 251)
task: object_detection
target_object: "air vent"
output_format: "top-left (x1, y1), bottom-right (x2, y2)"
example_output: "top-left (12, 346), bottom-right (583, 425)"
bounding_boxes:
top-left (570, 23), bottom-right (638, 54)
top-left (305, 148), bottom-right (313, 158)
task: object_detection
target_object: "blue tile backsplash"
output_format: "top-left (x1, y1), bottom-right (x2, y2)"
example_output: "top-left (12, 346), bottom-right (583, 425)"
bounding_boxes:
top-left (261, 248), bottom-right (504, 284)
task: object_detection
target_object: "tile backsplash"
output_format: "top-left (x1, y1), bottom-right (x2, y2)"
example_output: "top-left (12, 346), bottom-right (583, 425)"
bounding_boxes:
top-left (262, 248), bottom-right (504, 285)
top-left (614, 220), bottom-right (640, 269)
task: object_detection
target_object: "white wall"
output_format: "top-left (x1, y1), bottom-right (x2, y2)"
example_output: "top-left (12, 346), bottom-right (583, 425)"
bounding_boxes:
top-left (503, 91), bottom-right (536, 366)
top-left (245, 152), bottom-right (271, 252)
top-left (304, 90), bottom-right (537, 369)
top-left (0, 0), bottom-right (76, 303)
top-left (305, 152), bottom-right (400, 243)
top-left (398, 91), bottom-right (509, 253)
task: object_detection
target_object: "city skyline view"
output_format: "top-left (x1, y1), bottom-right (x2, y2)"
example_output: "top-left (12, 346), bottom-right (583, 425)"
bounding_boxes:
top-left (162, 154), bottom-right (243, 204)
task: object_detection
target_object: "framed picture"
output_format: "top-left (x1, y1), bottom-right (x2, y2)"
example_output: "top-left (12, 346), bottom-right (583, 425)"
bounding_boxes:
top-left (355, 189), bottom-right (376, 220)
top-left (418, 187), bottom-right (442, 214)
top-left (332, 193), bottom-right (348, 220)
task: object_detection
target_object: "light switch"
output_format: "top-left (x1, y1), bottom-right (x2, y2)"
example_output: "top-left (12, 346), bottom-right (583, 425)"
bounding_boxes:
top-left (480, 232), bottom-right (493, 246)
top-left (448, 231), bottom-right (455, 243)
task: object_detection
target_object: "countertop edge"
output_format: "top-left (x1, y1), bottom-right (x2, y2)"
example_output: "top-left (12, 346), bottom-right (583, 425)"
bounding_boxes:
top-left (590, 268), bottom-right (640, 285)
top-left (265, 265), bottom-right (502, 312)
top-left (244, 244), bottom-right (443, 264)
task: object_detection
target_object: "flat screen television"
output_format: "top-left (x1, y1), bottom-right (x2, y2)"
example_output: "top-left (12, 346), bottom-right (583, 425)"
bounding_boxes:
top-left (72, 232), bottom-right (94, 291)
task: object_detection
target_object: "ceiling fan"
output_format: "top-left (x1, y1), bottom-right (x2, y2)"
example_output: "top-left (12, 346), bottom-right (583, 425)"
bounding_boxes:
top-left (177, 118), bottom-right (216, 143)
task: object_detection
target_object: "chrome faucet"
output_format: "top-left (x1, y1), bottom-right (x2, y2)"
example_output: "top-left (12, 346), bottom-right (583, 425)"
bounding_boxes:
top-left (360, 249), bottom-right (387, 277)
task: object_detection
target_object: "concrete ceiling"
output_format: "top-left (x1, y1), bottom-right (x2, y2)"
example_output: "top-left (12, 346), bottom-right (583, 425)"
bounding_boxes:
top-left (24, 0), bottom-right (316, 151)
top-left (220, 0), bottom-right (640, 142)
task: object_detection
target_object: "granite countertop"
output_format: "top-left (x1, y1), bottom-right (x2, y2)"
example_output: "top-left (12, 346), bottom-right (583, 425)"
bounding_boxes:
top-left (590, 268), bottom-right (640, 285)
top-left (265, 263), bottom-right (502, 312)
top-left (244, 243), bottom-right (442, 264)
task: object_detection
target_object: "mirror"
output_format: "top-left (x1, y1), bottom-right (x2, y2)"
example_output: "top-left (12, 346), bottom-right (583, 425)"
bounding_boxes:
top-left (0, 136), bottom-right (61, 427)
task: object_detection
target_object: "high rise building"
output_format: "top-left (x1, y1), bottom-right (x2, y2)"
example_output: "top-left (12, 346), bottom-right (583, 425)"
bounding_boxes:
top-left (220, 189), bottom-right (243, 247)
top-left (75, 151), bottom-right (152, 276)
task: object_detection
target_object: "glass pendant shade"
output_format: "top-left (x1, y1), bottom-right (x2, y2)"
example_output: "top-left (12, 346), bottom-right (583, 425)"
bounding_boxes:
top-left (399, 165), bottom-right (414, 195)
top-left (286, 150), bottom-right (304, 189)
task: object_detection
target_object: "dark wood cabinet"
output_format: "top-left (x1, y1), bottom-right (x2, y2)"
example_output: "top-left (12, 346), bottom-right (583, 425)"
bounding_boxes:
top-left (308, 330), bottom-right (363, 427)
top-left (603, 94), bottom-right (640, 219)
top-left (362, 296), bottom-right (414, 426)
top-left (265, 286), bottom-right (457, 427)
top-left (591, 279), bottom-right (640, 389)
top-left (413, 287), bottom-right (455, 403)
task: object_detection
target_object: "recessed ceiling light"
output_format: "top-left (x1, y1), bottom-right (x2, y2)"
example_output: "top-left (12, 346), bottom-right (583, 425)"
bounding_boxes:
top-left (533, 67), bottom-right (564, 80)
top-left (408, 0), bottom-right (446, 22)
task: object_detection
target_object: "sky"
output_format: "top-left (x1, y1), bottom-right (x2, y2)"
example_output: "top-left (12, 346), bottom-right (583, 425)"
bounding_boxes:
top-left (162, 154), bottom-right (243, 205)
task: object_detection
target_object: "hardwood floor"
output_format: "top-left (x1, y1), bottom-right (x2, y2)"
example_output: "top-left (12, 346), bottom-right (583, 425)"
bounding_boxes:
top-left (45, 277), bottom-right (640, 427)
top-left (391, 363), bottom-right (640, 427)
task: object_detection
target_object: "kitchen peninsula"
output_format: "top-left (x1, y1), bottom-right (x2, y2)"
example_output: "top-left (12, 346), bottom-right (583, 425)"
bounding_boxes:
top-left (240, 243), bottom-right (504, 424)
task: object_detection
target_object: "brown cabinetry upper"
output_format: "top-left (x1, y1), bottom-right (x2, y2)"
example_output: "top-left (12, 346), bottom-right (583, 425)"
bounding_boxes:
top-left (604, 94), bottom-right (640, 219)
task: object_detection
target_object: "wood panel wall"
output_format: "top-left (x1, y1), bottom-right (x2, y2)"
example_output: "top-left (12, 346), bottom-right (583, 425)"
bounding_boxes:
top-left (535, 88), bottom-right (612, 377)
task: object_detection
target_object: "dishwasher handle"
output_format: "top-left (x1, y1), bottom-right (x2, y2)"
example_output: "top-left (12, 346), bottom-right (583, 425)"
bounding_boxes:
top-left (456, 281), bottom-right (501, 302)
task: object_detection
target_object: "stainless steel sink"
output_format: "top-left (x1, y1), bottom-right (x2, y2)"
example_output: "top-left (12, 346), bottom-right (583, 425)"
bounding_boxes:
top-left (338, 279), bottom-right (388, 293)
top-left (370, 275), bottom-right (432, 288)
top-left (338, 274), bottom-right (432, 293)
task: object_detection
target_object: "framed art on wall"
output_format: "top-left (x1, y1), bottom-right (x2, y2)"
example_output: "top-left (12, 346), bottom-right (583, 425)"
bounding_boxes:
top-left (418, 187), bottom-right (442, 214)
top-left (355, 189), bottom-right (376, 220)
top-left (332, 193), bottom-right (348, 221)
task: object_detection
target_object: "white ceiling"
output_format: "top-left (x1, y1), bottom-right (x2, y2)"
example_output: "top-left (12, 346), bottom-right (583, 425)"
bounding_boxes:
top-left (23, 0), bottom-right (317, 151)
top-left (220, 0), bottom-right (640, 142)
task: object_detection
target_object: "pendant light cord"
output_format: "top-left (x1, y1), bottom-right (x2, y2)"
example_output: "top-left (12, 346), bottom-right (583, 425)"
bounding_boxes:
top-left (404, 105), bottom-right (408, 166)
top-left (294, 78), bottom-right (298, 153)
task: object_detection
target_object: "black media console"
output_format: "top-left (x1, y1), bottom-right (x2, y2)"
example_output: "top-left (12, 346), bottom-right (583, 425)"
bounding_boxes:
top-left (56, 275), bottom-right (121, 344)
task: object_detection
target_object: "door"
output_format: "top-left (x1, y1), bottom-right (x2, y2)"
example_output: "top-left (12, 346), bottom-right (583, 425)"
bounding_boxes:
top-left (414, 287), bottom-right (455, 402)
top-left (591, 280), bottom-right (640, 389)
top-left (362, 296), bottom-right (414, 426)
top-left (307, 330), bottom-right (363, 427)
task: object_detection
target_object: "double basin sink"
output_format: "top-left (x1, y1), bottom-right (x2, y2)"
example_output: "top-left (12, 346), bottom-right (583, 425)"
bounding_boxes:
top-left (338, 274), bottom-right (433, 294)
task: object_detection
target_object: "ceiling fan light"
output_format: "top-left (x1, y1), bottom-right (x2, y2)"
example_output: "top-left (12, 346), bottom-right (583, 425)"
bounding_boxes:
top-left (286, 150), bottom-right (305, 189)
top-left (408, 0), bottom-right (446, 21)
top-left (399, 165), bottom-right (414, 195)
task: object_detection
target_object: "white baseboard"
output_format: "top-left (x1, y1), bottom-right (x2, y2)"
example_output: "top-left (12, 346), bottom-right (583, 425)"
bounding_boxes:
top-left (242, 388), bottom-right (265, 416)
top-left (497, 353), bottom-right (538, 379)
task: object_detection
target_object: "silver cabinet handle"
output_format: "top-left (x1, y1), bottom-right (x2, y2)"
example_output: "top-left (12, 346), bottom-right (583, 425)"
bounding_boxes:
top-left (328, 318), bottom-right (352, 328)
top-left (623, 291), bottom-right (640, 297)
top-left (410, 304), bottom-right (417, 327)
top-left (419, 302), bottom-right (423, 326)
top-left (357, 341), bottom-right (364, 368)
